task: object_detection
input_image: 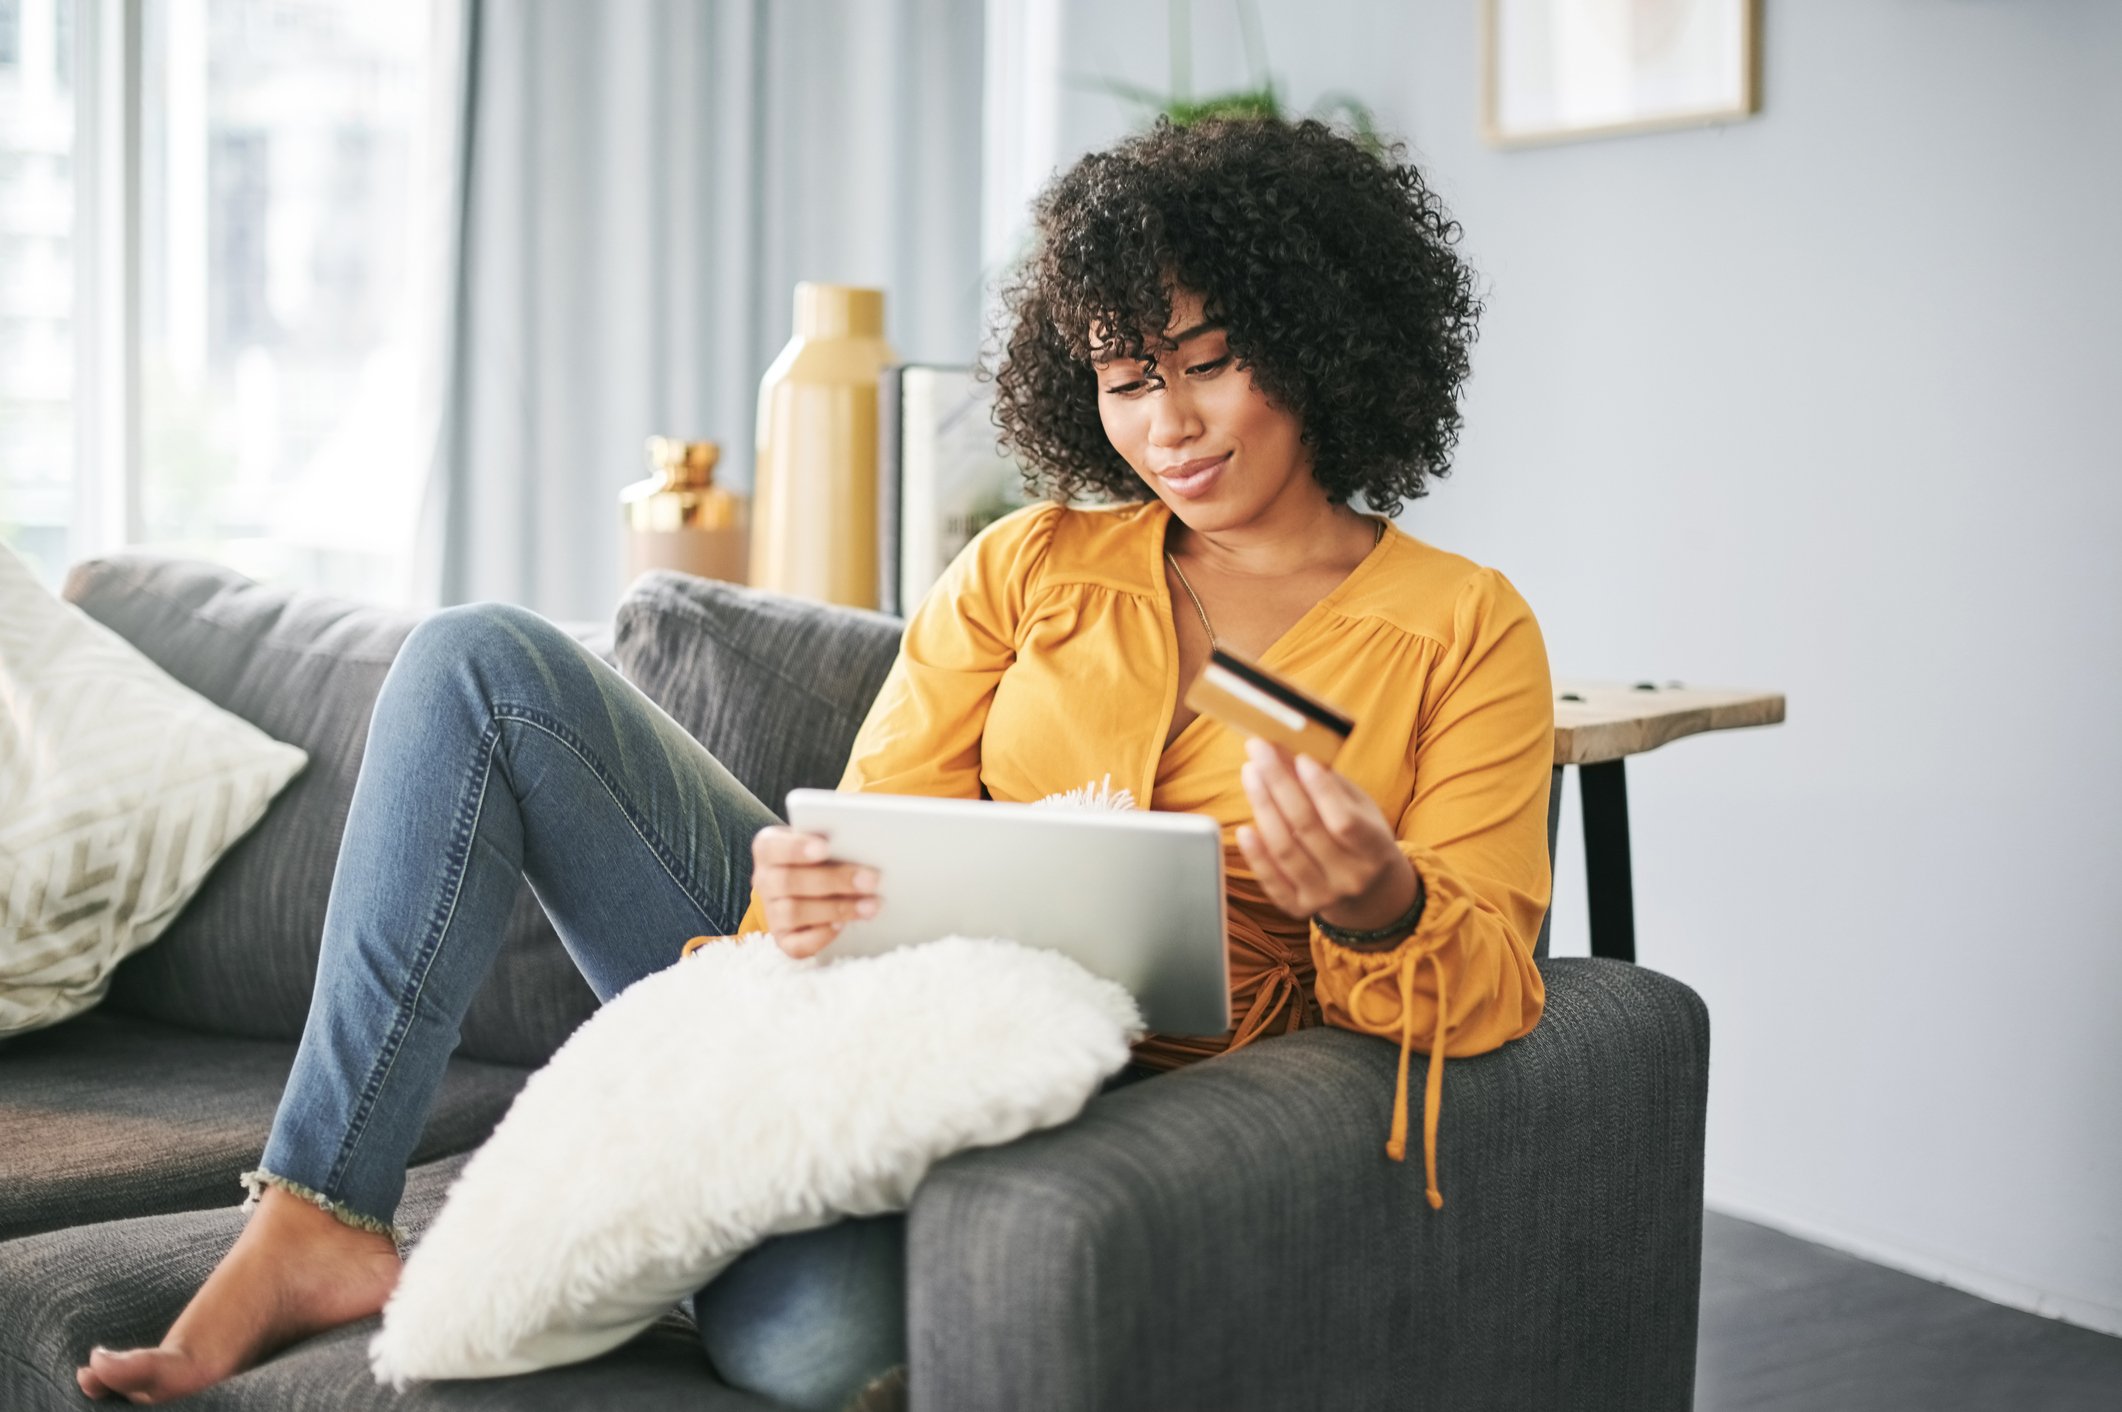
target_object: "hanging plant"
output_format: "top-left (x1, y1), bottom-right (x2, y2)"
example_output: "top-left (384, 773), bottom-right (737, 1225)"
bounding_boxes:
top-left (1066, 0), bottom-right (1388, 156)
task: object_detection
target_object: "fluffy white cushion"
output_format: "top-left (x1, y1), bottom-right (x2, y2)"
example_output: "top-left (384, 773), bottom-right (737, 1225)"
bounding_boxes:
top-left (369, 931), bottom-right (1145, 1385)
top-left (0, 544), bottom-right (308, 1035)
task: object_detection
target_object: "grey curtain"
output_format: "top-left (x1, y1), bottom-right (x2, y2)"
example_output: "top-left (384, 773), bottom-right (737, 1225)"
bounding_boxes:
top-left (412, 0), bottom-right (989, 621)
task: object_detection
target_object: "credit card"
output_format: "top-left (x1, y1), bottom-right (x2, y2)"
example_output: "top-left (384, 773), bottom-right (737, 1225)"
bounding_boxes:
top-left (1184, 644), bottom-right (1356, 766)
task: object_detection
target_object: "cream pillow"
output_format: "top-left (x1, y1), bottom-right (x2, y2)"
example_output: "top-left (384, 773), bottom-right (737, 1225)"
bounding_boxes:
top-left (0, 544), bottom-right (309, 1035)
top-left (369, 931), bottom-right (1145, 1385)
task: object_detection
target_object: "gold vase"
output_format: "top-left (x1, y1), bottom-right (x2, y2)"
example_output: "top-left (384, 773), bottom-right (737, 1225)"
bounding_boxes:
top-left (750, 283), bottom-right (897, 608)
top-left (619, 437), bottom-right (749, 590)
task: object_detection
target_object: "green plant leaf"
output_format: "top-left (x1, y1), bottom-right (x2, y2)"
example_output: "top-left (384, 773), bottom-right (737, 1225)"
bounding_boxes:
top-left (1311, 90), bottom-right (1388, 156)
top-left (1065, 73), bottom-right (1176, 109)
top-left (1164, 83), bottom-right (1283, 123)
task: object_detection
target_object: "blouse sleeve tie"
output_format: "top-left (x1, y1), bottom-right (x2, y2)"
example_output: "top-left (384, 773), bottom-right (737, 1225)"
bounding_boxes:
top-left (1343, 887), bottom-right (1474, 1211)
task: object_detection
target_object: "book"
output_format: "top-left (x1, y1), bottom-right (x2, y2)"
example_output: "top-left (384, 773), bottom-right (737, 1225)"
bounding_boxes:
top-left (876, 365), bottom-right (1034, 617)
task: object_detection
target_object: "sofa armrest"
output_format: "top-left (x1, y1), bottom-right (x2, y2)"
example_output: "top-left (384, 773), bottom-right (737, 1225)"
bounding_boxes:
top-left (906, 957), bottom-right (1710, 1412)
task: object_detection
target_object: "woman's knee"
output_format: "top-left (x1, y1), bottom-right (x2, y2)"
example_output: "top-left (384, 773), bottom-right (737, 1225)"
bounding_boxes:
top-left (392, 602), bottom-right (574, 700)
top-left (692, 1214), bottom-right (908, 1411)
top-left (403, 600), bottom-right (557, 660)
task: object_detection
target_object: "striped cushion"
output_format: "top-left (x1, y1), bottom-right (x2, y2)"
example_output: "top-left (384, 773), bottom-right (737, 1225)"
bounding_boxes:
top-left (0, 544), bottom-right (308, 1036)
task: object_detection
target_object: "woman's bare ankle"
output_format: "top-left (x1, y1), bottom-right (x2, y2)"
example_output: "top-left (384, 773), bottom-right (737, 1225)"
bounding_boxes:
top-left (246, 1181), bottom-right (400, 1250)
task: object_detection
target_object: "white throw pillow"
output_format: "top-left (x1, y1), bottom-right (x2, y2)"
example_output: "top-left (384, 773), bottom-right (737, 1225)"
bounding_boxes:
top-left (369, 931), bottom-right (1145, 1385)
top-left (0, 544), bottom-right (309, 1036)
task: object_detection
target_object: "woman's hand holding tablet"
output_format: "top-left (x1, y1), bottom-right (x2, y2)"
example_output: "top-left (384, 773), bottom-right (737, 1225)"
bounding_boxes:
top-left (781, 790), bottom-right (1231, 1035)
top-left (749, 826), bottom-right (886, 959)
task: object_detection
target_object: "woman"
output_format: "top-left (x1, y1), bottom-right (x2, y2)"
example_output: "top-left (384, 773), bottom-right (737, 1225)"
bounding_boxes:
top-left (79, 113), bottom-right (1554, 1410)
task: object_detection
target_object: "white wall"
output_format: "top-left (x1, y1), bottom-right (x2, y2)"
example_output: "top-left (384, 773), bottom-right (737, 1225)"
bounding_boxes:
top-left (1012, 0), bottom-right (2122, 1335)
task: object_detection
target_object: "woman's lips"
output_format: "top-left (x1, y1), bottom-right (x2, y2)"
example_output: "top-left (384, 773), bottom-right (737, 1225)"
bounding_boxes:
top-left (1159, 452), bottom-right (1230, 498)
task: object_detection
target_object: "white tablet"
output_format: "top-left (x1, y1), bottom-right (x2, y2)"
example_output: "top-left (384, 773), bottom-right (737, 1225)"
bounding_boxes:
top-left (783, 788), bottom-right (1232, 1036)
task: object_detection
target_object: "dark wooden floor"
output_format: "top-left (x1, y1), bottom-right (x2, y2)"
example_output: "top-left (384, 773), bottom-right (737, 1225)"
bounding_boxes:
top-left (1698, 1209), bottom-right (2122, 1410)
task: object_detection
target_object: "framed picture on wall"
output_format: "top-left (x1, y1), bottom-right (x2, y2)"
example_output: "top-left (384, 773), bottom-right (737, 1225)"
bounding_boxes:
top-left (1482, 0), bottom-right (1761, 148)
top-left (875, 365), bottom-right (1034, 618)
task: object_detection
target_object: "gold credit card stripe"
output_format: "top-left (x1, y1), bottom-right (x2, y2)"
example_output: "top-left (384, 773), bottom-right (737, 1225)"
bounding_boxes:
top-left (1203, 661), bottom-right (1307, 732)
top-left (1206, 646), bottom-right (1356, 735)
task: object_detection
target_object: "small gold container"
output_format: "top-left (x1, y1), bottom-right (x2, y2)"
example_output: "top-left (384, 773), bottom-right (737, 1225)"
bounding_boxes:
top-left (620, 437), bottom-right (749, 590)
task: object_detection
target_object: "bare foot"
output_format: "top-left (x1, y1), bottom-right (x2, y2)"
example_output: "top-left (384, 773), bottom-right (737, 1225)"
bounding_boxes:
top-left (76, 1184), bottom-right (402, 1404)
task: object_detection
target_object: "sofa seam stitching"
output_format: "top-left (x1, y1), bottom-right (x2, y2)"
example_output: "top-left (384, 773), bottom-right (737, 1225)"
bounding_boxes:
top-left (0, 1342), bottom-right (95, 1405)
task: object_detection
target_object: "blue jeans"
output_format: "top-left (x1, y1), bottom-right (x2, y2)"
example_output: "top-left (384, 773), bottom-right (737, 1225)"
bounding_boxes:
top-left (251, 602), bottom-right (1152, 1411)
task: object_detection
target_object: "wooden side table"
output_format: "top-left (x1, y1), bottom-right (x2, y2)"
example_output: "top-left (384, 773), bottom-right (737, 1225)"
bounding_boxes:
top-left (1537, 680), bottom-right (1786, 962)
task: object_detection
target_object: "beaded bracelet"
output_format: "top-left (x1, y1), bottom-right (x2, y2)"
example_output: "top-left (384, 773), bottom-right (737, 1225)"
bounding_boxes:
top-left (1313, 881), bottom-right (1427, 947)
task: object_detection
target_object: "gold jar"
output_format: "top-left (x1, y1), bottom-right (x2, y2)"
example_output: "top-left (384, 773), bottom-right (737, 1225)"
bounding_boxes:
top-left (750, 283), bottom-right (898, 608)
top-left (619, 437), bottom-right (749, 591)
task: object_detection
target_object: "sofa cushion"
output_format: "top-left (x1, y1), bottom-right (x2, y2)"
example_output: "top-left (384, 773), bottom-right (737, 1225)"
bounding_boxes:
top-left (0, 1153), bottom-right (781, 1411)
top-left (0, 1010), bottom-right (529, 1242)
top-left (58, 555), bottom-right (601, 1067)
top-left (613, 572), bottom-right (903, 820)
top-left (0, 543), bottom-right (312, 1038)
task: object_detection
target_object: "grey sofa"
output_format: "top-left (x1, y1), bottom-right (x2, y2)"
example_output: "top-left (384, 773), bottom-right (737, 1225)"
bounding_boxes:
top-left (0, 553), bottom-right (1711, 1411)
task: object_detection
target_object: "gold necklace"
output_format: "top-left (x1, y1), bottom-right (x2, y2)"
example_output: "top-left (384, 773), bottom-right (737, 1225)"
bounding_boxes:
top-left (1166, 515), bottom-right (1383, 647)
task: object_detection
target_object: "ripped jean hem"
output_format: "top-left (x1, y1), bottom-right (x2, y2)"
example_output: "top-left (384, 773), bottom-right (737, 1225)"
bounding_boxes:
top-left (239, 1168), bottom-right (404, 1246)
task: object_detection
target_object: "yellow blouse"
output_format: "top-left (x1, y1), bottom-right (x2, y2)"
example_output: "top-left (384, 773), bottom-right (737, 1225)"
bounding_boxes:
top-left (686, 496), bottom-right (1555, 1210)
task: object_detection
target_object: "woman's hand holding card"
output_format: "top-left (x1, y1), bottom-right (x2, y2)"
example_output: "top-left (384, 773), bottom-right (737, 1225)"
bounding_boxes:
top-left (1235, 737), bottom-right (1420, 935)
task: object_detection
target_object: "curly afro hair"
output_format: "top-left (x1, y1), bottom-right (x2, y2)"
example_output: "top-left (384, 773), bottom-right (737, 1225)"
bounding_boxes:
top-left (983, 114), bottom-right (1483, 520)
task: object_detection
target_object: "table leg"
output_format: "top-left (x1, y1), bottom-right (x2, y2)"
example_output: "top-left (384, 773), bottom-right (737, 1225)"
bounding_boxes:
top-left (1579, 759), bottom-right (1636, 962)
top-left (1537, 765), bottom-right (1561, 960)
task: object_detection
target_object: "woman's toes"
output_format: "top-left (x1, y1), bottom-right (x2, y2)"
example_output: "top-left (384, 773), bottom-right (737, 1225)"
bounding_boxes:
top-left (75, 1356), bottom-right (111, 1399)
top-left (86, 1345), bottom-right (203, 1404)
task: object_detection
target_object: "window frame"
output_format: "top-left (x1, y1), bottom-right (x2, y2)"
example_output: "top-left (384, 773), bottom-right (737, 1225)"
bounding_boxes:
top-left (69, 0), bottom-right (143, 563)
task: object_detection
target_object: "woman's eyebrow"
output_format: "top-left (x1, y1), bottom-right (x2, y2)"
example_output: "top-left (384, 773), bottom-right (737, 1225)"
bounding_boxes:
top-left (1163, 321), bottom-right (1225, 346)
top-left (1091, 321), bottom-right (1226, 368)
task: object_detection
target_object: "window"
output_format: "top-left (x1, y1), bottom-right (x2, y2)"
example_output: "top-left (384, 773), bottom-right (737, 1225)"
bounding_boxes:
top-left (135, 0), bottom-right (435, 602)
top-left (0, 0), bottom-right (72, 586)
top-left (0, 0), bottom-right (438, 603)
